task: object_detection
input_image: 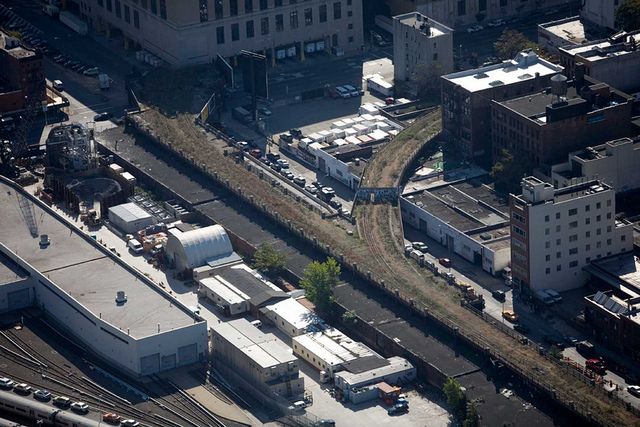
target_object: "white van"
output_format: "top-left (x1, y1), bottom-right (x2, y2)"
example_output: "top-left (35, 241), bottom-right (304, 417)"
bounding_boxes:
top-left (535, 289), bottom-right (555, 305)
top-left (127, 239), bottom-right (143, 254)
top-left (544, 289), bottom-right (563, 303)
top-left (52, 80), bottom-right (64, 91)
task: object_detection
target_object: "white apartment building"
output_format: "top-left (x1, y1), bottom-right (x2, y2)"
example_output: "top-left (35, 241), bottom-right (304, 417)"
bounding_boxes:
top-left (509, 177), bottom-right (633, 292)
top-left (76, 0), bottom-right (363, 66)
top-left (551, 138), bottom-right (640, 194)
top-left (393, 12), bottom-right (453, 82)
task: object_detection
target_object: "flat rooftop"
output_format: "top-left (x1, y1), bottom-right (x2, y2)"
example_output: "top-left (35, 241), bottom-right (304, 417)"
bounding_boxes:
top-left (405, 181), bottom-right (509, 233)
top-left (499, 87), bottom-right (580, 118)
top-left (264, 297), bottom-right (320, 330)
top-left (553, 180), bottom-right (611, 203)
top-left (587, 253), bottom-right (640, 297)
top-left (539, 16), bottom-right (586, 44)
top-left (0, 180), bottom-right (198, 339)
top-left (560, 31), bottom-right (640, 62)
top-left (442, 50), bottom-right (562, 93)
top-left (336, 356), bottom-right (413, 386)
top-left (0, 253), bottom-right (28, 285)
top-left (394, 12), bottom-right (451, 37)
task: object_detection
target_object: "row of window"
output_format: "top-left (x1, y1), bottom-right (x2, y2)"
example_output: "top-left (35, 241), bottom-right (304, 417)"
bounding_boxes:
top-left (98, 0), bottom-right (146, 26)
top-left (544, 200), bottom-right (611, 222)
top-left (544, 225), bottom-right (617, 241)
top-left (207, 0), bottom-right (347, 21)
top-left (544, 237), bottom-right (621, 260)
top-left (215, 8), bottom-right (351, 43)
top-left (544, 250), bottom-right (620, 275)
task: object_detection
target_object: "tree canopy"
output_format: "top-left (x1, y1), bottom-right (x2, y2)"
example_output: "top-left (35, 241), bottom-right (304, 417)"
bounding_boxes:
top-left (616, 0), bottom-right (640, 31)
top-left (253, 243), bottom-right (287, 276)
top-left (491, 149), bottom-right (532, 195)
top-left (494, 30), bottom-right (537, 60)
top-left (300, 257), bottom-right (341, 313)
top-left (443, 377), bottom-right (466, 414)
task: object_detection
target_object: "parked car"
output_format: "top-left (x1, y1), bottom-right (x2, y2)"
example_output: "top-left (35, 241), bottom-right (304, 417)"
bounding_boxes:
top-left (33, 389), bottom-right (52, 401)
top-left (545, 289), bottom-right (563, 303)
top-left (293, 176), bottom-right (306, 187)
top-left (236, 141), bottom-right (249, 150)
top-left (13, 383), bottom-right (31, 395)
top-left (120, 420), bottom-right (140, 427)
top-left (542, 334), bottom-right (565, 349)
top-left (71, 401), bottom-right (89, 414)
top-left (329, 199), bottom-right (342, 210)
top-left (628, 385), bottom-right (640, 398)
top-left (586, 357), bottom-right (607, 375)
top-left (270, 162), bottom-right (282, 172)
top-left (53, 396), bottom-right (71, 409)
top-left (343, 84), bottom-right (360, 97)
top-left (248, 148), bottom-right (262, 158)
top-left (502, 310), bottom-right (518, 323)
top-left (83, 66), bottom-right (100, 76)
top-left (304, 184), bottom-right (317, 194)
top-left (266, 152), bottom-right (281, 162)
top-left (276, 159), bottom-right (289, 169)
top-left (487, 19), bottom-right (505, 27)
top-left (258, 107), bottom-right (272, 117)
top-left (312, 181), bottom-right (323, 189)
top-left (576, 340), bottom-right (596, 357)
top-left (466, 25), bottom-right (484, 33)
top-left (438, 258), bottom-right (452, 268)
top-left (491, 290), bottom-right (506, 302)
top-left (412, 242), bottom-right (428, 252)
top-left (0, 378), bottom-right (14, 389)
top-left (93, 112), bottom-right (113, 121)
top-left (387, 403), bottom-right (409, 415)
top-left (102, 413), bottom-right (121, 424)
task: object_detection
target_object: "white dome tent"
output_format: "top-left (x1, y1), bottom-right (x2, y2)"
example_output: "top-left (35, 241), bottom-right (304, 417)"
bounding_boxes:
top-left (165, 225), bottom-right (238, 272)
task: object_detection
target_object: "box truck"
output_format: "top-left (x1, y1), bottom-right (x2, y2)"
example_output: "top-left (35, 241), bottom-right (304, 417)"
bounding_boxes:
top-left (59, 11), bottom-right (88, 36)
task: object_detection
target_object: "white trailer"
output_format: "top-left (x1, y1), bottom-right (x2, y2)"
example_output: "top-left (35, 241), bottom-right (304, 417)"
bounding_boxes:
top-left (366, 76), bottom-right (393, 97)
top-left (59, 11), bottom-right (88, 35)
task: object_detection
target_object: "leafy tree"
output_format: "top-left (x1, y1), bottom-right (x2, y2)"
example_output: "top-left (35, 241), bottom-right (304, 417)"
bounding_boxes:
top-left (463, 402), bottom-right (479, 427)
top-left (342, 309), bottom-right (358, 325)
top-left (615, 0), bottom-right (640, 31)
top-left (491, 149), bottom-right (532, 195)
top-left (443, 377), bottom-right (466, 414)
top-left (253, 243), bottom-right (287, 276)
top-left (300, 258), bottom-right (341, 313)
top-left (494, 30), bottom-right (537, 60)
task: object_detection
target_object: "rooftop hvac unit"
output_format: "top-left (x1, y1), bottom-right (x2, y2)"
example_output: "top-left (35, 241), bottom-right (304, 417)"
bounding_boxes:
top-left (115, 291), bottom-right (128, 304)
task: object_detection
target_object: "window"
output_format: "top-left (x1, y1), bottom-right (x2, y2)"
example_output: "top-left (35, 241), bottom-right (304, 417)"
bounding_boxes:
top-left (607, 238), bottom-right (612, 246)
top-left (596, 241), bottom-right (601, 248)
top-left (319, 4), bottom-right (327, 22)
top-left (556, 251), bottom-right (561, 259)
top-left (479, 0), bottom-right (487, 10)
top-left (586, 244), bottom-right (591, 251)
top-left (585, 218), bottom-right (590, 225)
top-left (569, 260), bottom-right (578, 268)
top-left (569, 235), bottom-right (577, 242)
top-left (512, 212), bottom-right (525, 223)
top-left (245, 0), bottom-right (253, 13)
top-left (347, 10), bottom-right (352, 16)
top-left (512, 225), bottom-right (526, 237)
top-left (115, 0), bottom-right (121, 17)
top-left (230, 0), bottom-right (238, 16)
top-left (200, 0), bottom-right (209, 21)
top-left (159, 0), bottom-right (166, 19)
top-left (457, 0), bottom-right (466, 15)
top-left (596, 215), bottom-right (601, 222)
top-left (545, 215), bottom-right (549, 222)
top-left (304, 8), bottom-right (312, 25)
top-left (124, 4), bottom-right (130, 22)
top-left (134, 10), bottom-right (140, 28)
top-left (586, 257), bottom-right (591, 263)
top-left (556, 265), bottom-right (561, 272)
top-left (333, 1), bottom-right (341, 19)
top-left (545, 241), bottom-right (550, 249)
top-left (555, 225), bottom-right (561, 232)
top-left (261, 17), bottom-right (269, 34)
top-left (276, 14), bottom-right (284, 31)
top-left (556, 239), bottom-right (561, 245)
top-left (275, 0), bottom-right (282, 5)
top-left (607, 226), bottom-right (612, 233)
top-left (556, 212), bottom-right (561, 219)
top-left (545, 254), bottom-right (550, 261)
top-left (585, 204), bottom-right (590, 212)
top-left (246, 20), bottom-right (254, 38)
top-left (586, 231), bottom-right (590, 238)
top-left (596, 228), bottom-right (601, 236)
top-left (214, 0), bottom-right (223, 19)
top-left (569, 208), bottom-right (577, 216)
top-left (607, 199), bottom-right (611, 207)
top-left (569, 248), bottom-right (577, 255)
top-left (545, 228), bottom-right (550, 235)
top-left (150, 0), bottom-right (156, 14)
top-left (231, 23), bottom-right (240, 40)
top-left (596, 202), bottom-right (601, 209)
top-left (622, 235), bottom-right (626, 241)
top-left (290, 10), bottom-right (298, 28)
top-left (260, 0), bottom-right (268, 9)
top-left (569, 221), bottom-right (577, 229)
top-left (216, 26), bottom-right (225, 44)
top-left (607, 212), bottom-right (612, 219)
top-left (545, 267), bottom-right (550, 275)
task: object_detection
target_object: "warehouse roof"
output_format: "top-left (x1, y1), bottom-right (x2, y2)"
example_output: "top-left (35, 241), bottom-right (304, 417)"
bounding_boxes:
top-left (108, 202), bottom-right (152, 223)
top-left (0, 253), bottom-right (28, 285)
top-left (0, 180), bottom-right (199, 339)
top-left (335, 356), bottom-right (415, 387)
top-left (211, 264), bottom-right (288, 307)
top-left (264, 298), bottom-right (321, 331)
top-left (293, 328), bottom-right (378, 368)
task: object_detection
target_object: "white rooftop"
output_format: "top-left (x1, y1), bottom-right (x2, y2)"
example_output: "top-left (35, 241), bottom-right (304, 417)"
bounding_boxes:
top-left (199, 276), bottom-right (249, 305)
top-left (394, 12), bottom-right (452, 37)
top-left (265, 297), bottom-right (319, 330)
top-left (293, 327), bottom-right (377, 367)
top-left (336, 356), bottom-right (414, 386)
top-left (443, 50), bottom-right (563, 92)
top-left (108, 202), bottom-right (152, 222)
top-left (540, 16), bottom-right (586, 44)
top-left (560, 31), bottom-right (640, 61)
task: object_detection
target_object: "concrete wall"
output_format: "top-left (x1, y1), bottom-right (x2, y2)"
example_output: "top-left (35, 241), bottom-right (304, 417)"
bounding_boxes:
top-left (581, 0), bottom-right (618, 30)
top-left (0, 277), bottom-right (34, 314)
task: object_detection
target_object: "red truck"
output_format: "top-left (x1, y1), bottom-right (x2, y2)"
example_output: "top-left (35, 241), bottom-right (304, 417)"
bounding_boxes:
top-left (586, 358), bottom-right (607, 375)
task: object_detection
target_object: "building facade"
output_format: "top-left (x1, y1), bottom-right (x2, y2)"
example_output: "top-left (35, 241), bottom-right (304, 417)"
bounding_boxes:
top-left (581, 0), bottom-right (621, 30)
top-left (392, 12), bottom-right (453, 82)
top-left (550, 137), bottom-right (640, 194)
top-left (79, 0), bottom-right (363, 66)
top-left (509, 177), bottom-right (633, 292)
top-left (385, 0), bottom-right (571, 29)
top-left (211, 318), bottom-right (304, 397)
top-left (491, 74), bottom-right (635, 166)
top-left (441, 50), bottom-right (562, 159)
top-left (0, 31), bottom-right (45, 114)
top-left (558, 31), bottom-right (640, 93)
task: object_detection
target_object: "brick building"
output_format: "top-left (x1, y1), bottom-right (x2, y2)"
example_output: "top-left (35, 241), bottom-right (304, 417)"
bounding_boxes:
top-left (441, 50), bottom-right (562, 159)
top-left (0, 31), bottom-right (45, 114)
top-left (491, 73), bottom-right (634, 166)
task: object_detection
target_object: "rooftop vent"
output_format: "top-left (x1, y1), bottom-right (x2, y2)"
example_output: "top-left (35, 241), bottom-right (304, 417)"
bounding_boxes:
top-left (479, 233), bottom-right (492, 241)
top-left (474, 72), bottom-right (489, 79)
top-left (115, 291), bottom-right (128, 305)
top-left (489, 80), bottom-right (505, 87)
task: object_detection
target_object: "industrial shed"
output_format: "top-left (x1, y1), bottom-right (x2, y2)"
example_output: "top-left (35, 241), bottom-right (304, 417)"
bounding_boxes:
top-left (262, 298), bottom-right (321, 337)
top-left (164, 225), bottom-right (239, 272)
top-left (108, 202), bottom-right (155, 234)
